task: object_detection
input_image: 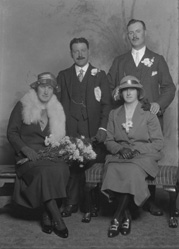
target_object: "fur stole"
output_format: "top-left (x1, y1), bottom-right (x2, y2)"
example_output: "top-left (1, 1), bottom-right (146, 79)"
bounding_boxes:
top-left (21, 89), bottom-right (66, 143)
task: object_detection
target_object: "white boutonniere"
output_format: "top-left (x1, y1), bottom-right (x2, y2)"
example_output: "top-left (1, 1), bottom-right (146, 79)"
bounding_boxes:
top-left (141, 57), bottom-right (154, 67)
top-left (151, 71), bottom-right (158, 76)
top-left (91, 68), bottom-right (100, 76)
top-left (94, 87), bottom-right (101, 102)
top-left (122, 120), bottom-right (133, 133)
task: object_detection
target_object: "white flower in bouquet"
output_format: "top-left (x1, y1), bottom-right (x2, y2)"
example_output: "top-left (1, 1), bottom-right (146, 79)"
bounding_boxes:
top-left (37, 135), bottom-right (97, 167)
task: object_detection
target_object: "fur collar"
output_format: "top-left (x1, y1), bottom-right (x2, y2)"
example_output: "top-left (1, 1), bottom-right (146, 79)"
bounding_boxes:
top-left (21, 89), bottom-right (66, 142)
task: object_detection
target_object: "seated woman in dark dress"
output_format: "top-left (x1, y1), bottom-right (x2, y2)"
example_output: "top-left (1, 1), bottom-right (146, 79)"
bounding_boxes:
top-left (7, 72), bottom-right (70, 238)
top-left (101, 75), bottom-right (164, 237)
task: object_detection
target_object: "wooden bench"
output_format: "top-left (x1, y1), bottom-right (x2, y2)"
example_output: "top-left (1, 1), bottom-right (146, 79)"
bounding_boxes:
top-left (0, 165), bottom-right (16, 196)
top-left (85, 163), bottom-right (179, 228)
top-left (1, 164), bottom-right (178, 227)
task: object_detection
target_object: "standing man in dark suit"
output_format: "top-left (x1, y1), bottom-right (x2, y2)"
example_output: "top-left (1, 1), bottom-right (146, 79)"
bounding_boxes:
top-left (107, 19), bottom-right (176, 216)
top-left (56, 37), bottom-right (112, 217)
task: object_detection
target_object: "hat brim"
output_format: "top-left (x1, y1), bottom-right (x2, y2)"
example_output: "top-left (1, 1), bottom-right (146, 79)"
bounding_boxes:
top-left (112, 85), bottom-right (145, 101)
top-left (30, 80), bottom-right (60, 92)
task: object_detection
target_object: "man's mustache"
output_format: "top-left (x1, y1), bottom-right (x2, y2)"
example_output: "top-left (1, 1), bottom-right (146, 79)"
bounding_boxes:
top-left (132, 37), bottom-right (139, 41)
top-left (77, 57), bottom-right (85, 60)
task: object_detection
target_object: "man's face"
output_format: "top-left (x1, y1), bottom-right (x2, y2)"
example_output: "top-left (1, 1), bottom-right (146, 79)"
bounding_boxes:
top-left (71, 42), bottom-right (89, 67)
top-left (127, 22), bottom-right (146, 50)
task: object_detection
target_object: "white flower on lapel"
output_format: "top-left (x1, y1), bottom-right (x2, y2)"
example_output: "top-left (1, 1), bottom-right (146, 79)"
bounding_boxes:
top-left (141, 57), bottom-right (154, 67)
top-left (94, 87), bottom-right (101, 102)
top-left (122, 120), bottom-right (133, 133)
top-left (151, 71), bottom-right (158, 76)
top-left (91, 68), bottom-right (100, 76)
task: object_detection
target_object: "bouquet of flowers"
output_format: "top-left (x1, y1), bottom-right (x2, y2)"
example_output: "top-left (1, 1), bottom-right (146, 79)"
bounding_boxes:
top-left (17, 135), bottom-right (97, 167)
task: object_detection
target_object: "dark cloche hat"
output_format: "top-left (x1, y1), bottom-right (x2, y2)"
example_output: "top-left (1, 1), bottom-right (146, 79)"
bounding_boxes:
top-left (30, 72), bottom-right (59, 91)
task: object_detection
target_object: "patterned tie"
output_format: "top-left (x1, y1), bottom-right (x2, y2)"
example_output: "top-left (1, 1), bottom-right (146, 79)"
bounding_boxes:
top-left (78, 68), bottom-right (84, 82)
top-left (135, 52), bottom-right (140, 67)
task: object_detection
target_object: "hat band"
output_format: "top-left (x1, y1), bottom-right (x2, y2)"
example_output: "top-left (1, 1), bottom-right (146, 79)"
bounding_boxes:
top-left (120, 79), bottom-right (139, 86)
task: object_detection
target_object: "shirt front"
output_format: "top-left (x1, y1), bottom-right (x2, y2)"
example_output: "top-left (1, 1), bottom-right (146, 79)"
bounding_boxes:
top-left (132, 46), bottom-right (146, 66)
top-left (75, 63), bottom-right (89, 78)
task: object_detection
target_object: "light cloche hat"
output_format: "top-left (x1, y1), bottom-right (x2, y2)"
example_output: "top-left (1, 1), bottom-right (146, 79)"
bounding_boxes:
top-left (112, 75), bottom-right (144, 101)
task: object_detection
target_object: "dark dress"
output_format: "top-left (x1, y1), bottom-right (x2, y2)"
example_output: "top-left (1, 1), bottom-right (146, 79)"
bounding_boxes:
top-left (7, 101), bottom-right (70, 208)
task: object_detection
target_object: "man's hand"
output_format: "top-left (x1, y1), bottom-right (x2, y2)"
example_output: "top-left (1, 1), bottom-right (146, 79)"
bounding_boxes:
top-left (95, 129), bottom-right (107, 143)
top-left (150, 102), bottom-right (160, 115)
top-left (141, 98), bottom-right (151, 111)
top-left (118, 148), bottom-right (133, 159)
top-left (141, 99), bottom-right (160, 115)
top-left (21, 146), bottom-right (39, 161)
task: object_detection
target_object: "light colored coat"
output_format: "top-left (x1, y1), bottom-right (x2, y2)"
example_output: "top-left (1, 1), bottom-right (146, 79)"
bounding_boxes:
top-left (105, 102), bottom-right (164, 178)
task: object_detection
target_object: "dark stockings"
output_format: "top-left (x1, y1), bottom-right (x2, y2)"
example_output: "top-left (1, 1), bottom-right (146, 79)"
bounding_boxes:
top-left (44, 199), bottom-right (66, 230)
top-left (83, 186), bottom-right (100, 213)
top-left (113, 193), bottom-right (130, 222)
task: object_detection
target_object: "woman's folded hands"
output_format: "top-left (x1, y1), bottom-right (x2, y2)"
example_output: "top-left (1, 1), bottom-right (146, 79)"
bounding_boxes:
top-left (118, 148), bottom-right (140, 159)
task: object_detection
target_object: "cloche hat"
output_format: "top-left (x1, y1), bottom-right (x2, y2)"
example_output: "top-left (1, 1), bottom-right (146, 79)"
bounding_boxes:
top-left (112, 75), bottom-right (144, 101)
top-left (30, 72), bottom-right (59, 92)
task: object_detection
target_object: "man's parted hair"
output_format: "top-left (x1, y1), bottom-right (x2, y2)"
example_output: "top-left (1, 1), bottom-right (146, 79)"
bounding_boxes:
top-left (127, 19), bottom-right (146, 30)
top-left (69, 37), bottom-right (89, 51)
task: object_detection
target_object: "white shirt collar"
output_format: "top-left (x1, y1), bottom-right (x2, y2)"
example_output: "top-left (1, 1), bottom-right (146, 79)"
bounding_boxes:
top-left (75, 63), bottom-right (89, 75)
top-left (132, 46), bottom-right (146, 58)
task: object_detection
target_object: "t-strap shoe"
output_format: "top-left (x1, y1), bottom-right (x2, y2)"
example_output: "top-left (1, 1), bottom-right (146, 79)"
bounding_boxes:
top-left (108, 219), bottom-right (120, 238)
top-left (120, 210), bottom-right (131, 235)
top-left (120, 218), bottom-right (131, 235)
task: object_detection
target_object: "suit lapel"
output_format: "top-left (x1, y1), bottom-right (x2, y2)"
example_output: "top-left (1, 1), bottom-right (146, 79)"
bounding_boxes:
top-left (86, 64), bottom-right (97, 104)
top-left (128, 102), bottom-right (144, 137)
top-left (115, 106), bottom-right (130, 142)
top-left (123, 52), bottom-right (136, 76)
top-left (66, 65), bottom-right (76, 98)
top-left (140, 48), bottom-right (154, 83)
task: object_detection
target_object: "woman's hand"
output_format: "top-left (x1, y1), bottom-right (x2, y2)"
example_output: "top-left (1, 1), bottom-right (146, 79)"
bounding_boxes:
top-left (118, 148), bottom-right (133, 159)
top-left (21, 146), bottom-right (39, 161)
top-left (132, 149), bottom-right (140, 157)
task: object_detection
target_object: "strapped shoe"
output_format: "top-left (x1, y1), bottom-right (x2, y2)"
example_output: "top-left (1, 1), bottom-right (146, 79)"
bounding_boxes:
top-left (81, 212), bottom-right (91, 223)
top-left (108, 219), bottom-right (120, 238)
top-left (53, 220), bottom-right (69, 238)
top-left (61, 204), bottom-right (78, 217)
top-left (120, 218), bottom-right (131, 235)
top-left (91, 205), bottom-right (98, 217)
top-left (41, 212), bottom-right (53, 234)
top-left (169, 217), bottom-right (178, 228)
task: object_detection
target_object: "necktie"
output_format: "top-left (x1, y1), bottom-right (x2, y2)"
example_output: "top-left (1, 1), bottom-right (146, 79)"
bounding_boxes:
top-left (78, 68), bottom-right (84, 82)
top-left (135, 52), bottom-right (140, 67)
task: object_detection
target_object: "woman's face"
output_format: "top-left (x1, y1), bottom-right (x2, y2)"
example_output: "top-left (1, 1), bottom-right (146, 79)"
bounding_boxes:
top-left (37, 84), bottom-right (54, 103)
top-left (122, 88), bottom-right (138, 103)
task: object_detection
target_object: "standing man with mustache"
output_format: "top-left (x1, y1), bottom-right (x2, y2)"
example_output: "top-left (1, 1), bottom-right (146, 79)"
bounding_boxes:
top-left (56, 37), bottom-right (112, 219)
top-left (107, 19), bottom-right (176, 216)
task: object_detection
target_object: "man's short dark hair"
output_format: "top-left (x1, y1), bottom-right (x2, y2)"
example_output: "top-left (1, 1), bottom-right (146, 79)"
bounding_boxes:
top-left (127, 19), bottom-right (146, 30)
top-left (69, 37), bottom-right (89, 51)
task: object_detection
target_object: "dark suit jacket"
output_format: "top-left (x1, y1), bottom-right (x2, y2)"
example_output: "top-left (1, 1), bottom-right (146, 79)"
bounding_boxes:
top-left (107, 48), bottom-right (176, 114)
top-left (56, 63), bottom-right (112, 138)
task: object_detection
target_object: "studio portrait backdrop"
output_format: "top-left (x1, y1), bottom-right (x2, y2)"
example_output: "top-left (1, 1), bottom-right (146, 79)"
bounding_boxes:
top-left (0, 0), bottom-right (178, 166)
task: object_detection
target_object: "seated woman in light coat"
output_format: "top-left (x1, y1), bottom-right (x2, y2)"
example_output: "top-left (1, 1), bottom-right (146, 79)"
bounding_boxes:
top-left (7, 72), bottom-right (70, 238)
top-left (101, 75), bottom-right (164, 238)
